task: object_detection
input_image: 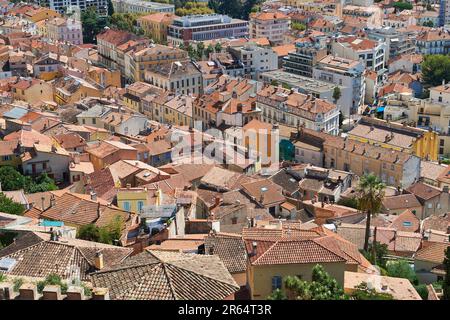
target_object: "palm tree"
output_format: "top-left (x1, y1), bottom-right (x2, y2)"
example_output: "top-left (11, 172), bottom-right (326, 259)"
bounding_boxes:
top-left (356, 173), bottom-right (385, 252)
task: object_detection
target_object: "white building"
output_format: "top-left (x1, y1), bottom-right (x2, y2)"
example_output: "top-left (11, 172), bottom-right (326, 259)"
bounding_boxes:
top-left (228, 44), bottom-right (278, 80)
top-left (331, 35), bottom-right (387, 82)
top-left (47, 17), bottom-right (83, 45)
top-left (257, 85), bottom-right (340, 135)
top-left (41, 0), bottom-right (109, 16)
top-left (249, 11), bottom-right (291, 45)
top-left (313, 55), bottom-right (365, 116)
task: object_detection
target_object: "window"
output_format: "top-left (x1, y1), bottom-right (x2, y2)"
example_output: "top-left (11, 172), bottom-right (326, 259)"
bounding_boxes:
top-left (2, 155), bottom-right (11, 161)
top-left (123, 201), bottom-right (131, 212)
top-left (137, 201), bottom-right (144, 212)
top-left (92, 118), bottom-right (96, 125)
top-left (272, 276), bottom-right (282, 291)
top-left (231, 217), bottom-right (238, 224)
top-left (441, 139), bottom-right (445, 147)
top-left (439, 96), bottom-right (443, 102)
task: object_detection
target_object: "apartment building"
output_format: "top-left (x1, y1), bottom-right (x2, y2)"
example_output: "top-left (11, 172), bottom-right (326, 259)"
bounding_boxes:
top-left (167, 14), bottom-right (249, 46)
top-left (283, 38), bottom-right (328, 78)
top-left (347, 116), bottom-right (439, 161)
top-left (40, 0), bottom-right (108, 16)
top-left (125, 44), bottom-right (187, 82)
top-left (145, 60), bottom-right (202, 95)
top-left (331, 35), bottom-right (387, 82)
top-left (416, 28), bottom-right (450, 55)
top-left (249, 11), bottom-right (291, 45)
top-left (261, 70), bottom-right (351, 117)
top-left (408, 82), bottom-right (450, 158)
top-left (366, 27), bottom-right (415, 62)
top-left (228, 44), bottom-right (278, 80)
top-left (111, 0), bottom-right (175, 14)
top-left (257, 85), bottom-right (340, 135)
top-left (439, 0), bottom-right (450, 26)
top-left (46, 17), bottom-right (82, 45)
top-left (97, 29), bottom-right (137, 71)
top-left (138, 12), bottom-right (175, 44)
top-left (312, 55), bottom-right (365, 116)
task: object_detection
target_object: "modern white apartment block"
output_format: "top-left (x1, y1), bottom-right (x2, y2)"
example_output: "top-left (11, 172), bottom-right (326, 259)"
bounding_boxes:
top-left (313, 55), bottom-right (365, 116)
top-left (167, 14), bottom-right (248, 46)
top-left (40, 0), bottom-right (109, 16)
top-left (228, 44), bottom-right (278, 80)
top-left (331, 36), bottom-right (387, 82)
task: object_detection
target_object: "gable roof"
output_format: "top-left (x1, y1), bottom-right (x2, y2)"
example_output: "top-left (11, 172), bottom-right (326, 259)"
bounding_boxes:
top-left (91, 250), bottom-right (239, 300)
top-left (415, 241), bottom-right (450, 264)
top-left (0, 232), bottom-right (132, 280)
top-left (388, 209), bottom-right (421, 233)
top-left (382, 194), bottom-right (422, 211)
top-left (204, 232), bottom-right (247, 273)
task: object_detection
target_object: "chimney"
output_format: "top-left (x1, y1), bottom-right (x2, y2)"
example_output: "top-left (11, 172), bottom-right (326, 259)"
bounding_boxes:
top-left (92, 288), bottom-right (110, 300)
top-left (50, 194), bottom-right (56, 207)
top-left (94, 251), bottom-right (104, 270)
top-left (251, 241), bottom-right (257, 256)
top-left (90, 191), bottom-right (97, 201)
top-left (0, 283), bottom-right (15, 300)
top-left (19, 283), bottom-right (39, 300)
top-left (126, 183), bottom-right (131, 189)
top-left (42, 285), bottom-right (62, 300)
top-left (214, 196), bottom-right (221, 208)
top-left (66, 287), bottom-right (86, 300)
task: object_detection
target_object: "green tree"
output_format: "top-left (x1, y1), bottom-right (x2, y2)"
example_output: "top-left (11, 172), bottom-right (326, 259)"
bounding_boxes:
top-left (268, 265), bottom-right (348, 300)
top-left (77, 224), bottom-right (100, 242)
top-left (421, 54), bottom-right (450, 87)
top-left (25, 173), bottom-right (57, 193)
top-left (337, 197), bottom-right (358, 209)
top-left (205, 44), bottom-right (214, 58)
top-left (393, 1), bottom-right (413, 12)
top-left (187, 43), bottom-right (196, 59)
top-left (270, 80), bottom-right (279, 87)
top-left (99, 215), bottom-right (124, 245)
top-left (443, 246), bottom-right (450, 300)
top-left (267, 288), bottom-right (287, 300)
top-left (291, 21), bottom-right (306, 31)
top-left (0, 166), bottom-right (26, 191)
top-left (37, 273), bottom-right (68, 294)
top-left (333, 86), bottom-right (341, 102)
top-left (415, 284), bottom-right (428, 300)
top-left (362, 241), bottom-right (388, 269)
top-left (81, 6), bottom-right (109, 44)
top-left (108, 0), bottom-right (115, 16)
top-left (196, 42), bottom-right (205, 59)
top-left (356, 174), bottom-right (385, 252)
top-left (0, 193), bottom-right (25, 215)
top-left (214, 42), bottom-right (222, 53)
top-left (0, 273), bottom-right (6, 282)
top-left (386, 260), bottom-right (418, 285)
top-left (423, 20), bottom-right (434, 27)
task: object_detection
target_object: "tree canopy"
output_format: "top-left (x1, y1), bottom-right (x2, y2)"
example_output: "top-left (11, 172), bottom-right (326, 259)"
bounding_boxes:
top-left (0, 192), bottom-right (24, 215)
top-left (356, 173), bottom-right (385, 251)
top-left (386, 260), bottom-right (419, 285)
top-left (81, 6), bottom-right (109, 44)
top-left (393, 1), bottom-right (413, 11)
top-left (176, 2), bottom-right (213, 16)
top-left (109, 13), bottom-right (144, 35)
top-left (268, 264), bottom-right (348, 300)
top-left (421, 54), bottom-right (450, 87)
top-left (77, 215), bottom-right (124, 245)
top-left (209, 0), bottom-right (262, 20)
top-left (291, 22), bottom-right (306, 31)
top-left (0, 166), bottom-right (57, 194)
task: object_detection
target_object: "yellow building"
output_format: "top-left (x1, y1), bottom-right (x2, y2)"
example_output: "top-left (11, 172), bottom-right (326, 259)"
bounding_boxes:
top-left (347, 117), bottom-right (439, 161)
top-left (10, 79), bottom-right (54, 104)
top-left (125, 44), bottom-right (187, 82)
top-left (0, 140), bottom-right (22, 168)
top-left (35, 20), bottom-right (48, 37)
top-left (138, 13), bottom-right (175, 44)
top-left (25, 7), bottom-right (61, 23)
top-left (54, 75), bottom-right (101, 105)
top-left (117, 187), bottom-right (169, 214)
top-left (161, 95), bottom-right (194, 127)
top-left (88, 66), bottom-right (121, 88)
top-left (246, 238), bottom-right (347, 300)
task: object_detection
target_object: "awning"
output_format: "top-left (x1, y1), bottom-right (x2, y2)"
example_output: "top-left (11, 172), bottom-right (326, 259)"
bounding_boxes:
top-left (376, 106), bottom-right (385, 112)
